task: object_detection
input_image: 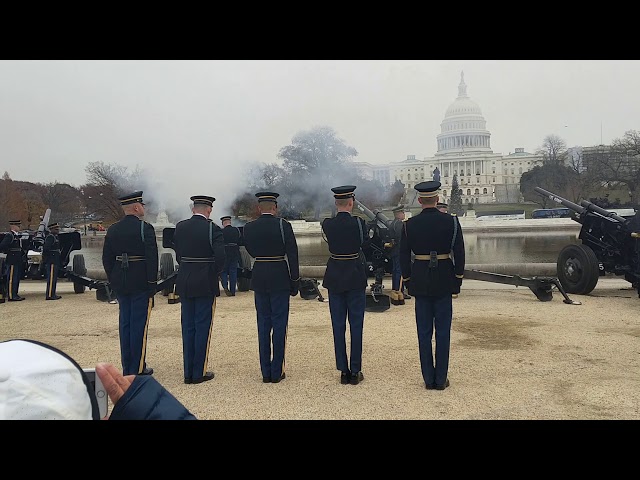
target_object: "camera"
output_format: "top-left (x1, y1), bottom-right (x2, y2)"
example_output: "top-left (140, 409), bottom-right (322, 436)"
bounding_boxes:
top-left (83, 368), bottom-right (108, 418)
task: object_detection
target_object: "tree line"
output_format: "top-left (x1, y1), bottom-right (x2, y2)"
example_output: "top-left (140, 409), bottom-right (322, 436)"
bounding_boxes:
top-left (520, 130), bottom-right (640, 208)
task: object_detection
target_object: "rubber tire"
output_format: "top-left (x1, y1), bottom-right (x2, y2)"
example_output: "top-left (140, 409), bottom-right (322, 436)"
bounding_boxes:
top-left (556, 243), bottom-right (600, 295)
top-left (237, 247), bottom-right (252, 292)
top-left (72, 254), bottom-right (87, 294)
top-left (159, 252), bottom-right (175, 296)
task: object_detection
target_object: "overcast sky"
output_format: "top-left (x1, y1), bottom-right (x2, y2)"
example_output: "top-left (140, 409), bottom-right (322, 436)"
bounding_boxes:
top-left (1, 60), bottom-right (639, 215)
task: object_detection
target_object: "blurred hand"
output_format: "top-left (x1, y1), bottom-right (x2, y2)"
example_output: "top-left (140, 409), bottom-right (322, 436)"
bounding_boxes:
top-left (96, 363), bottom-right (135, 416)
top-left (290, 279), bottom-right (299, 297)
top-left (453, 277), bottom-right (462, 294)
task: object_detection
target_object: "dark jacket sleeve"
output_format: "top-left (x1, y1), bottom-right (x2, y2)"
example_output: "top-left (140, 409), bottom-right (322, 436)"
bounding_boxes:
top-left (0, 233), bottom-right (12, 253)
top-left (144, 222), bottom-right (159, 286)
top-left (452, 216), bottom-right (465, 278)
top-left (359, 217), bottom-right (371, 249)
top-left (102, 231), bottom-right (115, 283)
top-left (211, 223), bottom-right (226, 275)
top-left (399, 221), bottom-right (411, 281)
top-left (243, 224), bottom-right (255, 258)
top-left (284, 220), bottom-right (300, 281)
top-left (108, 376), bottom-right (197, 420)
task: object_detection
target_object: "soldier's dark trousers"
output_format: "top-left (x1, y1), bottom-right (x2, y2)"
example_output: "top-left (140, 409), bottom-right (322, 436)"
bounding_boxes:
top-left (254, 291), bottom-right (289, 380)
top-left (180, 295), bottom-right (216, 381)
top-left (117, 291), bottom-right (153, 376)
top-left (391, 251), bottom-right (402, 291)
top-left (328, 289), bottom-right (366, 374)
top-left (44, 262), bottom-right (58, 299)
top-left (7, 263), bottom-right (22, 300)
top-left (220, 257), bottom-right (239, 294)
top-left (415, 294), bottom-right (453, 387)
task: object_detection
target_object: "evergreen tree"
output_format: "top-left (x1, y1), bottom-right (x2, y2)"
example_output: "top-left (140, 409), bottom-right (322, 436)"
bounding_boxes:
top-left (449, 174), bottom-right (463, 216)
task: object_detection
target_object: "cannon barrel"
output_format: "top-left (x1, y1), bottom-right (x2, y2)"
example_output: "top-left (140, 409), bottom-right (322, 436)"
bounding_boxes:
top-left (354, 199), bottom-right (392, 228)
top-left (534, 187), bottom-right (586, 215)
top-left (579, 200), bottom-right (630, 225)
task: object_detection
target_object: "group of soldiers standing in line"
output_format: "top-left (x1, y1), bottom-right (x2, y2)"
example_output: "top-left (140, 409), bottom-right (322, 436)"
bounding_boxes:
top-left (0, 220), bottom-right (63, 302)
top-left (3, 180), bottom-right (465, 392)
top-left (98, 179), bottom-right (464, 391)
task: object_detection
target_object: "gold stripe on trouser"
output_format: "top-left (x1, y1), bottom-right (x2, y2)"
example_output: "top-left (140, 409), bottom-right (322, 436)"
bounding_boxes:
top-left (48, 264), bottom-right (54, 298)
top-left (281, 324), bottom-right (288, 375)
top-left (8, 266), bottom-right (14, 299)
top-left (138, 297), bottom-right (153, 374)
top-left (202, 297), bottom-right (216, 377)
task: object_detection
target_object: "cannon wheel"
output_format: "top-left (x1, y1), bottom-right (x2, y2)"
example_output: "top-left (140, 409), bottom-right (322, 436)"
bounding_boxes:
top-left (557, 244), bottom-right (600, 295)
top-left (237, 247), bottom-right (252, 292)
top-left (72, 254), bottom-right (87, 294)
top-left (159, 252), bottom-right (175, 296)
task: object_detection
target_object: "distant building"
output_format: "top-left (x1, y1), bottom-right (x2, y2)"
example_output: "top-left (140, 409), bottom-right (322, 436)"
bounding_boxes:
top-left (355, 72), bottom-right (543, 205)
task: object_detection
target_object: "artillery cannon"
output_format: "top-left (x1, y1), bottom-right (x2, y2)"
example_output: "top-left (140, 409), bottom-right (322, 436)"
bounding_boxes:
top-left (352, 199), bottom-right (395, 312)
top-left (535, 186), bottom-right (640, 297)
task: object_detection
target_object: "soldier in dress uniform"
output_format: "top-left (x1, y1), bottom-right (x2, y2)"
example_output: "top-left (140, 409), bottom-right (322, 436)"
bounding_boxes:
top-left (219, 215), bottom-right (241, 297)
top-left (242, 191), bottom-right (300, 384)
top-left (0, 220), bottom-right (25, 301)
top-left (102, 191), bottom-right (158, 376)
top-left (43, 222), bottom-right (62, 300)
top-left (389, 204), bottom-right (408, 305)
top-left (400, 181), bottom-right (465, 391)
top-left (321, 185), bottom-right (369, 385)
top-left (436, 202), bottom-right (449, 213)
top-left (173, 195), bottom-right (226, 385)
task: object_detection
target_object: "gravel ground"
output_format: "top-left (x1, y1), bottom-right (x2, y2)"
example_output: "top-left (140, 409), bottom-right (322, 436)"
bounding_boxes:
top-left (2, 277), bottom-right (639, 420)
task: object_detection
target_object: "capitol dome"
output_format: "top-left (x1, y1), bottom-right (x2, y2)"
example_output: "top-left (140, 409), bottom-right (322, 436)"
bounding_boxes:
top-left (435, 71), bottom-right (492, 156)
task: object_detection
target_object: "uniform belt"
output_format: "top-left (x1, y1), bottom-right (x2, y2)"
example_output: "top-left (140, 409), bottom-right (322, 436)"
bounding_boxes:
top-left (254, 256), bottom-right (286, 262)
top-left (414, 253), bottom-right (451, 260)
top-left (9, 248), bottom-right (22, 252)
top-left (116, 255), bottom-right (145, 261)
top-left (330, 252), bottom-right (360, 260)
top-left (225, 243), bottom-right (238, 247)
top-left (181, 256), bottom-right (216, 263)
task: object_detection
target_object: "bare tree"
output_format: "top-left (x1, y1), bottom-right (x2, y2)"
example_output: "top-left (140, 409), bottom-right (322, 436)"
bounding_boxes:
top-left (536, 134), bottom-right (568, 166)
top-left (84, 162), bottom-right (146, 222)
top-left (0, 172), bottom-right (25, 227)
top-left (39, 182), bottom-right (82, 224)
top-left (584, 130), bottom-right (640, 205)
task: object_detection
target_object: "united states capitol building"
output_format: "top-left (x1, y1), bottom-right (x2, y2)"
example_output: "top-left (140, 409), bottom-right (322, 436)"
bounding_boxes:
top-left (355, 72), bottom-right (543, 205)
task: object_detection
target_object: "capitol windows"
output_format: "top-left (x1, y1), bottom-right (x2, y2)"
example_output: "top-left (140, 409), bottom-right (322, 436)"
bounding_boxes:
top-left (511, 168), bottom-right (514, 175)
top-left (492, 167), bottom-right (495, 173)
top-left (466, 189), bottom-right (471, 196)
top-left (519, 167), bottom-right (522, 174)
top-left (483, 188), bottom-right (488, 194)
top-left (492, 177), bottom-right (496, 182)
top-left (476, 177), bottom-right (480, 183)
top-left (443, 190), bottom-right (447, 196)
top-left (474, 188), bottom-right (479, 195)
top-left (408, 174), bottom-right (411, 180)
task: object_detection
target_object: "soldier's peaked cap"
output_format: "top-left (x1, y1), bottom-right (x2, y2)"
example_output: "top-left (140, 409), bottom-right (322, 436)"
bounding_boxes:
top-left (118, 191), bottom-right (145, 206)
top-left (255, 191), bottom-right (279, 203)
top-left (414, 181), bottom-right (441, 198)
top-left (9, 220), bottom-right (21, 225)
top-left (220, 215), bottom-right (232, 222)
top-left (392, 204), bottom-right (405, 212)
top-left (48, 222), bottom-right (60, 229)
top-left (331, 185), bottom-right (356, 198)
top-left (191, 195), bottom-right (215, 207)
top-left (437, 202), bottom-right (448, 208)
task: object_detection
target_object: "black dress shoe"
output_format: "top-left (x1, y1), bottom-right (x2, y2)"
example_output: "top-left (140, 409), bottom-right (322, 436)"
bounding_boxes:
top-left (262, 377), bottom-right (271, 383)
top-left (425, 383), bottom-right (436, 390)
top-left (271, 372), bottom-right (286, 383)
top-left (224, 288), bottom-right (231, 297)
top-left (9, 297), bottom-right (25, 301)
top-left (350, 371), bottom-right (364, 385)
top-left (435, 378), bottom-right (450, 390)
top-left (340, 372), bottom-right (351, 384)
top-left (192, 371), bottom-right (215, 384)
top-left (46, 295), bottom-right (62, 300)
top-left (140, 367), bottom-right (154, 376)
top-left (184, 378), bottom-right (192, 384)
